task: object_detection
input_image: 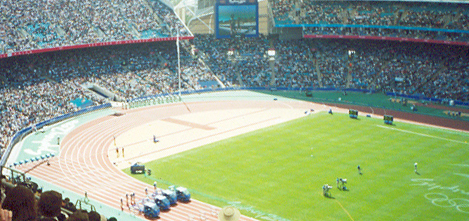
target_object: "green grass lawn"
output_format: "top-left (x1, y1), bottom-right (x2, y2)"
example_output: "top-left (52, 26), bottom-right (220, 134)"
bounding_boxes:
top-left (258, 90), bottom-right (469, 121)
top-left (125, 112), bottom-right (469, 221)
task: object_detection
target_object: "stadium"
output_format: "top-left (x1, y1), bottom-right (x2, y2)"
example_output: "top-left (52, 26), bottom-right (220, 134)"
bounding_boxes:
top-left (1, 0), bottom-right (469, 220)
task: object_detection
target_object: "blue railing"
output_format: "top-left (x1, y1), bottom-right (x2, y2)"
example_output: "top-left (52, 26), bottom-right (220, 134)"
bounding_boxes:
top-left (386, 92), bottom-right (469, 106)
top-left (278, 23), bottom-right (469, 34)
top-left (3, 87), bottom-right (467, 168)
top-left (0, 103), bottom-right (112, 167)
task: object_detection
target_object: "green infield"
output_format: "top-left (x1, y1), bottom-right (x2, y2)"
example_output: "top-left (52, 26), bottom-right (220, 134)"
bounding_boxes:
top-left (258, 90), bottom-right (469, 121)
top-left (125, 112), bottom-right (469, 221)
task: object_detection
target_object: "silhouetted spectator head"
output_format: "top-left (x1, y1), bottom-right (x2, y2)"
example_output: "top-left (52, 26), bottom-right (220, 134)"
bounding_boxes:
top-left (69, 210), bottom-right (89, 221)
top-left (38, 190), bottom-right (62, 217)
top-left (2, 185), bottom-right (37, 221)
top-left (88, 211), bottom-right (101, 221)
top-left (62, 197), bottom-right (77, 212)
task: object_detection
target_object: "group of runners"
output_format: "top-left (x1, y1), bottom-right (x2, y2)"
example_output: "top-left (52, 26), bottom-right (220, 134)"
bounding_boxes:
top-left (324, 163), bottom-right (419, 197)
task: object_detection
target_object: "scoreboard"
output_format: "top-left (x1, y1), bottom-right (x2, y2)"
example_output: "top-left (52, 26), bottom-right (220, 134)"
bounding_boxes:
top-left (384, 115), bottom-right (393, 125)
top-left (349, 109), bottom-right (358, 119)
top-left (215, 0), bottom-right (259, 39)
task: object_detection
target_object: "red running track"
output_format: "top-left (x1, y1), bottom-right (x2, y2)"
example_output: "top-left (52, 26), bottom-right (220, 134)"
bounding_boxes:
top-left (16, 101), bottom-right (282, 221)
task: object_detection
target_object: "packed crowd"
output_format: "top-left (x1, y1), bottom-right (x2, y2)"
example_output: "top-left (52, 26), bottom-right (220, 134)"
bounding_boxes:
top-left (270, 0), bottom-right (469, 42)
top-left (272, 0), bottom-right (469, 30)
top-left (0, 41), bottom-right (214, 151)
top-left (148, 0), bottom-right (190, 37)
top-left (1, 35), bottom-right (467, 151)
top-left (303, 27), bottom-right (469, 43)
top-left (0, 34), bottom-right (467, 220)
top-left (0, 0), bottom-right (190, 54)
top-left (0, 183), bottom-right (115, 221)
top-left (192, 34), bottom-right (272, 87)
top-left (192, 34), bottom-right (468, 101)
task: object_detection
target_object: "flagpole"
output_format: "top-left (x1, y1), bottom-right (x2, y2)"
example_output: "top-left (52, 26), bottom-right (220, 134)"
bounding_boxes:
top-left (177, 29), bottom-right (181, 97)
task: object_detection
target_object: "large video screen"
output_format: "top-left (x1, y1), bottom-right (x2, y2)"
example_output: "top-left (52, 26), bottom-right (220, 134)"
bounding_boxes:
top-left (215, 0), bottom-right (259, 39)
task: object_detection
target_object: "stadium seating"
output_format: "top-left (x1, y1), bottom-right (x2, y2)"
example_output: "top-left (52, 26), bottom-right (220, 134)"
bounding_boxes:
top-left (0, 0), bottom-right (191, 54)
top-left (192, 34), bottom-right (468, 102)
top-left (0, 1), bottom-right (468, 219)
top-left (0, 41), bottom-right (213, 151)
top-left (270, 0), bottom-right (469, 43)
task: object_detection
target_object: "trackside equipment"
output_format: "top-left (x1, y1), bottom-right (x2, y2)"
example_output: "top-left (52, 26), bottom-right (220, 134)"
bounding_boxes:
top-left (143, 201), bottom-right (160, 218)
top-left (176, 187), bottom-right (191, 202)
top-left (154, 195), bottom-right (171, 211)
top-left (130, 163), bottom-right (145, 174)
top-left (161, 189), bottom-right (178, 205)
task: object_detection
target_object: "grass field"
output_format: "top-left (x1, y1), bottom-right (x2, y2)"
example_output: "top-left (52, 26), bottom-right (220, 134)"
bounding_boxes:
top-left (259, 90), bottom-right (469, 121)
top-left (125, 111), bottom-right (469, 221)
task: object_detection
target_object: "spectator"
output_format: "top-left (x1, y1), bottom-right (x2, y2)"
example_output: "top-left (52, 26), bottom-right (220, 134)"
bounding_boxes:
top-left (87, 211), bottom-right (101, 221)
top-left (2, 185), bottom-right (37, 221)
top-left (37, 190), bottom-right (67, 221)
top-left (68, 210), bottom-right (89, 221)
top-left (62, 197), bottom-right (77, 213)
top-left (0, 0), bottom-right (191, 54)
top-left (0, 195), bottom-right (12, 221)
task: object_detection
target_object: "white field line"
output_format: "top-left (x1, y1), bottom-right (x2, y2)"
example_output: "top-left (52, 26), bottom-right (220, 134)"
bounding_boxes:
top-left (376, 125), bottom-right (469, 145)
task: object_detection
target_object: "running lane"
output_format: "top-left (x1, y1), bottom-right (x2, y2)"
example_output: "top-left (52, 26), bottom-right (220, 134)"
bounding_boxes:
top-left (18, 100), bottom-right (320, 220)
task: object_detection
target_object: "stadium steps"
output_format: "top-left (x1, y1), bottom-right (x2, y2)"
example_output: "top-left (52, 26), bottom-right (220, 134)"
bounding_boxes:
top-left (69, 4), bottom-right (105, 38)
top-left (444, 9), bottom-right (461, 28)
top-left (370, 60), bottom-right (391, 90)
top-left (340, 9), bottom-right (348, 24)
top-left (93, 27), bottom-right (105, 38)
top-left (191, 43), bottom-right (225, 88)
top-left (392, 10), bottom-right (402, 26)
top-left (397, 9), bottom-right (409, 26)
top-left (17, 28), bottom-right (31, 39)
top-left (315, 55), bottom-right (323, 88)
top-left (55, 26), bottom-right (66, 37)
top-left (129, 23), bottom-right (141, 38)
top-left (157, 53), bottom-right (169, 66)
top-left (145, 0), bottom-right (164, 26)
top-left (413, 66), bottom-right (447, 95)
top-left (142, 0), bottom-right (162, 27)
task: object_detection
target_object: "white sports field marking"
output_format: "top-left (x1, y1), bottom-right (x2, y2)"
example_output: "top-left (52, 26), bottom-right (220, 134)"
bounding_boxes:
top-left (454, 173), bottom-right (469, 179)
top-left (336, 200), bottom-right (355, 221)
top-left (376, 125), bottom-right (468, 145)
top-left (424, 193), bottom-right (469, 214)
top-left (452, 164), bottom-right (469, 167)
top-left (276, 101), bottom-right (294, 109)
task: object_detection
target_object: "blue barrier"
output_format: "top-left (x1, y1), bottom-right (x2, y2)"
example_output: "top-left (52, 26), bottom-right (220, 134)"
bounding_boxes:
top-left (0, 103), bottom-right (112, 167)
top-left (277, 23), bottom-right (469, 34)
top-left (385, 92), bottom-right (469, 107)
top-left (2, 87), bottom-right (466, 168)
